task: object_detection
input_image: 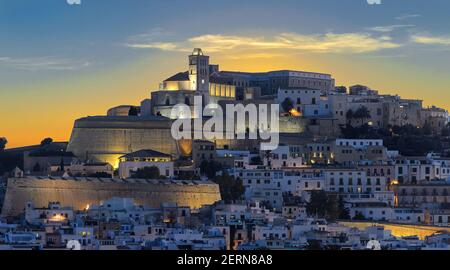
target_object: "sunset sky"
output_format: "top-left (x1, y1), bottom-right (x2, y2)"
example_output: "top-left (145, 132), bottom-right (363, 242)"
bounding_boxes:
top-left (1, 0), bottom-right (450, 148)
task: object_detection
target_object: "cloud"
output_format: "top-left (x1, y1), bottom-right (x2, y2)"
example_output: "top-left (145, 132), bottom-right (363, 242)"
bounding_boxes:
top-left (368, 24), bottom-right (415, 33)
top-left (128, 27), bottom-right (174, 43)
top-left (0, 56), bottom-right (91, 71)
top-left (127, 32), bottom-right (401, 54)
top-left (411, 34), bottom-right (450, 46)
top-left (395, 14), bottom-right (422, 20)
top-left (126, 42), bottom-right (182, 51)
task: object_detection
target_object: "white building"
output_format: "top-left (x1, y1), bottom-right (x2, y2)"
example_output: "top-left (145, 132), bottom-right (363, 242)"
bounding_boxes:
top-left (335, 139), bottom-right (384, 149)
top-left (25, 202), bottom-right (74, 225)
top-left (264, 145), bottom-right (306, 169)
top-left (325, 169), bottom-right (388, 194)
top-left (392, 208), bottom-right (425, 224)
top-left (277, 88), bottom-right (331, 117)
top-left (395, 156), bottom-right (444, 184)
top-left (280, 169), bottom-right (325, 197)
top-left (253, 225), bottom-right (290, 242)
top-left (348, 202), bottom-right (394, 221)
top-left (85, 197), bottom-right (159, 224)
top-left (216, 149), bottom-right (251, 169)
top-left (430, 209), bottom-right (450, 227)
top-left (118, 149), bottom-right (174, 179)
top-left (51, 161), bottom-right (114, 177)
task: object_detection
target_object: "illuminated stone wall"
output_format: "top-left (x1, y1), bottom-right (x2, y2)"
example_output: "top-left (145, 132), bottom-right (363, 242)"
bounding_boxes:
top-left (1, 177), bottom-right (221, 217)
top-left (339, 221), bottom-right (450, 240)
top-left (67, 116), bottom-right (180, 167)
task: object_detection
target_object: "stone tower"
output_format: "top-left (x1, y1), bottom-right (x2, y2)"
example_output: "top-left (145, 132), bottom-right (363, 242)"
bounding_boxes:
top-left (189, 48), bottom-right (210, 104)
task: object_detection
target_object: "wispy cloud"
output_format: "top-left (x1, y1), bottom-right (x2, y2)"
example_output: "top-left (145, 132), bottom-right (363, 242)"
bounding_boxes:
top-left (0, 56), bottom-right (91, 71)
top-left (395, 14), bottom-right (422, 20)
top-left (411, 34), bottom-right (450, 46)
top-left (127, 32), bottom-right (402, 54)
top-left (368, 24), bottom-right (415, 33)
top-left (127, 27), bottom-right (174, 43)
top-left (127, 42), bottom-right (183, 51)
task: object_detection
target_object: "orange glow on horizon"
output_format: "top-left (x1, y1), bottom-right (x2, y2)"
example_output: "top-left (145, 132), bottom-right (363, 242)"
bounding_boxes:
top-left (1, 51), bottom-right (449, 149)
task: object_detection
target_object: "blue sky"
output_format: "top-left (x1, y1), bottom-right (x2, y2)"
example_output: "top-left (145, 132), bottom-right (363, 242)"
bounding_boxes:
top-left (1, 0), bottom-right (450, 82)
top-left (1, 0), bottom-right (450, 147)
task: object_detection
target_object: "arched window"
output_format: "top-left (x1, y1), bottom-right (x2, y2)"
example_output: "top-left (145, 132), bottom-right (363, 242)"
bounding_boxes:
top-left (184, 96), bottom-right (190, 106)
top-left (165, 97), bottom-right (170, 106)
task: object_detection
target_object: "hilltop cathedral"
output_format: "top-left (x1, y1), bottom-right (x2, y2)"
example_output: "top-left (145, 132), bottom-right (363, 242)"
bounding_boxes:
top-left (148, 48), bottom-right (237, 119)
top-left (67, 49), bottom-right (328, 166)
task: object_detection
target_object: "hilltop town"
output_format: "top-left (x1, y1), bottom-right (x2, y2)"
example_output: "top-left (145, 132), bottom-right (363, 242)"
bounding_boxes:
top-left (0, 49), bottom-right (449, 250)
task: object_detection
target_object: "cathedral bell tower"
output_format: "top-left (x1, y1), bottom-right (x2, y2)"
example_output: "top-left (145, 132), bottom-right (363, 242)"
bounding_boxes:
top-left (189, 48), bottom-right (210, 104)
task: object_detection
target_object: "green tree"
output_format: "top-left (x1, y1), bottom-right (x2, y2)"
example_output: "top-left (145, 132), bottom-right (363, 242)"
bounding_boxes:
top-left (281, 98), bottom-right (294, 113)
top-left (326, 193), bottom-right (341, 221)
top-left (338, 196), bottom-right (350, 220)
top-left (212, 173), bottom-right (245, 203)
top-left (353, 106), bottom-right (371, 126)
top-left (200, 160), bottom-right (223, 179)
top-left (422, 122), bottom-right (432, 136)
top-left (345, 109), bottom-right (354, 125)
top-left (132, 166), bottom-right (165, 179)
top-left (40, 137), bottom-right (53, 146)
top-left (353, 212), bottom-right (366, 220)
top-left (306, 191), bottom-right (347, 221)
top-left (0, 137), bottom-right (7, 151)
top-left (442, 125), bottom-right (450, 137)
top-left (306, 190), bottom-right (328, 218)
top-left (306, 240), bottom-right (323, 250)
top-left (33, 163), bottom-right (41, 172)
top-left (128, 107), bottom-right (139, 116)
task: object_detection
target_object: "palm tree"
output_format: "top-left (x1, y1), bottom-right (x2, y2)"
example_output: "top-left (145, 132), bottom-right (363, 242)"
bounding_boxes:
top-left (345, 109), bottom-right (354, 125)
top-left (353, 106), bottom-right (371, 126)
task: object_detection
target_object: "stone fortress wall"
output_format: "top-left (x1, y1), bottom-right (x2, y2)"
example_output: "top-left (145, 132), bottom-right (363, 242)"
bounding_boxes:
top-left (66, 114), bottom-right (310, 165)
top-left (1, 177), bottom-right (221, 217)
top-left (66, 116), bottom-right (180, 167)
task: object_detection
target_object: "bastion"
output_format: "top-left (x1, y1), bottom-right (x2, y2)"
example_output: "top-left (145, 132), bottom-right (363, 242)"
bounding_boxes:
top-left (66, 116), bottom-right (181, 167)
top-left (1, 177), bottom-right (222, 217)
